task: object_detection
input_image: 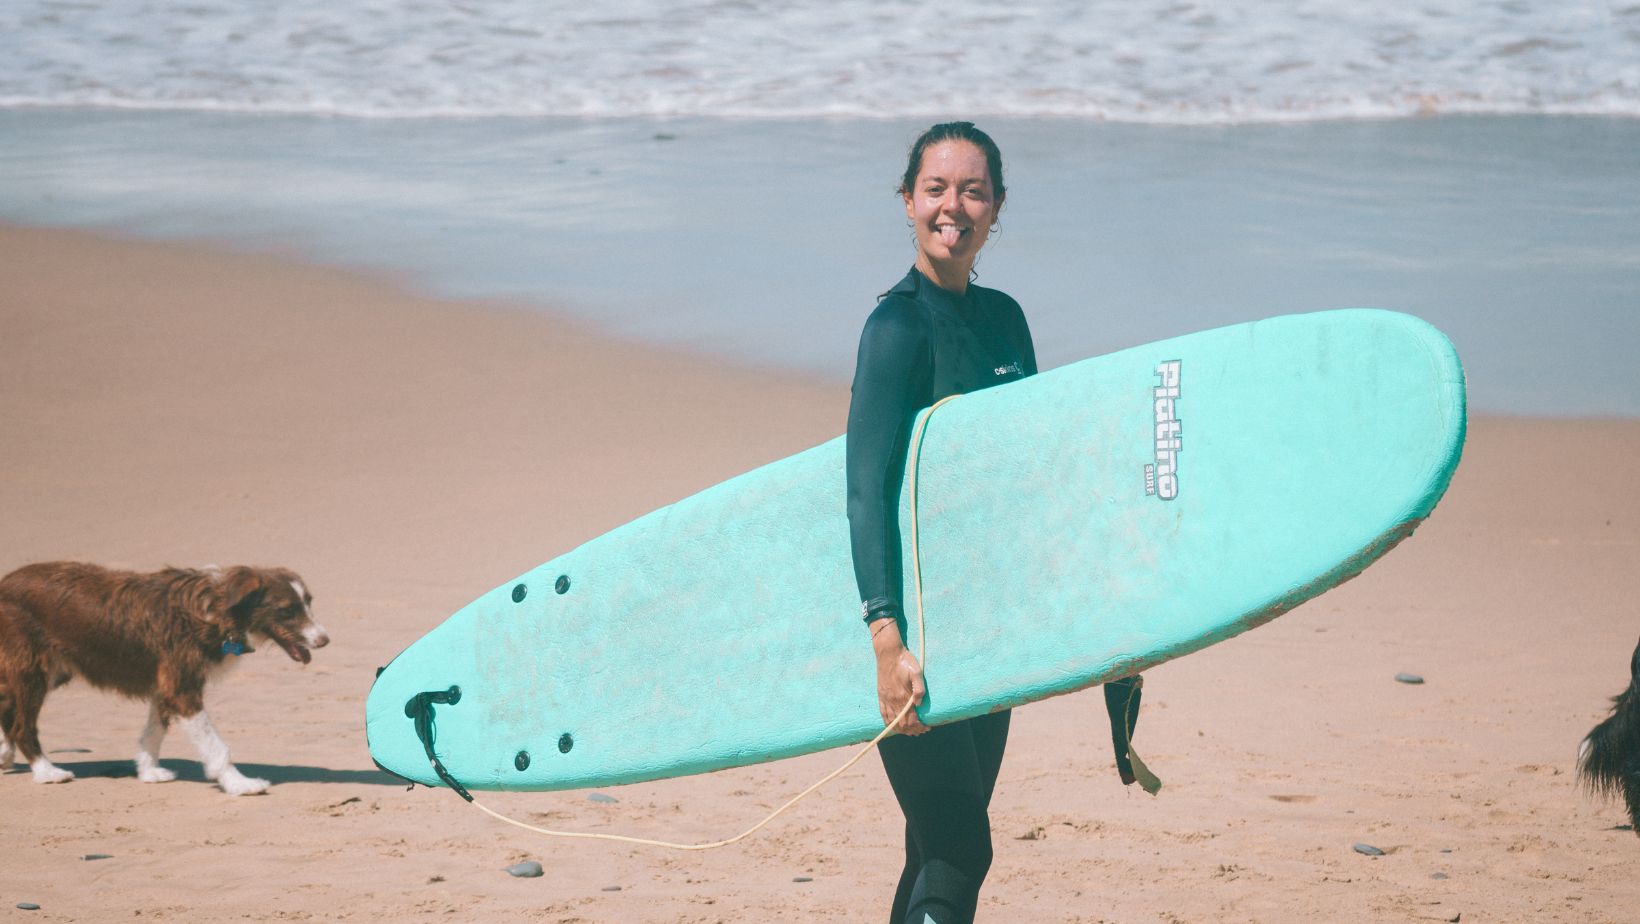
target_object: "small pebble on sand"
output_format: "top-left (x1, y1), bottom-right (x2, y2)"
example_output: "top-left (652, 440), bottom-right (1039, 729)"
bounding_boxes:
top-left (793, 877), bottom-right (813, 883)
top-left (601, 885), bottom-right (622, 892)
top-left (80, 854), bottom-right (113, 861)
top-left (505, 861), bottom-right (544, 878)
top-left (1352, 843), bottom-right (1385, 856)
top-left (1395, 673), bottom-right (1425, 684)
top-left (17, 903), bottom-right (41, 911)
top-left (587, 792), bottom-right (618, 803)
top-left (1431, 872), bottom-right (1449, 880)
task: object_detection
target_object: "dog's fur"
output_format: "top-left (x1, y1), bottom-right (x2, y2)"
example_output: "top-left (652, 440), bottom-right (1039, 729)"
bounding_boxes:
top-left (0, 562), bottom-right (328, 795)
top-left (1578, 634), bottom-right (1640, 834)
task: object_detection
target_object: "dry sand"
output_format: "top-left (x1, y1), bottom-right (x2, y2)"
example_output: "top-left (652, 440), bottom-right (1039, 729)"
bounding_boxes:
top-left (1, 225), bottom-right (1636, 922)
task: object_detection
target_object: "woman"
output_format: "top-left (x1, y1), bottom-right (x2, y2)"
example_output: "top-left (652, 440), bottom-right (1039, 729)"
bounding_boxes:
top-left (846, 122), bottom-right (1035, 924)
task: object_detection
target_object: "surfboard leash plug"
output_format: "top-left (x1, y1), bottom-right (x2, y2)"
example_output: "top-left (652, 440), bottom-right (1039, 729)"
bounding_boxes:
top-left (405, 686), bottom-right (473, 802)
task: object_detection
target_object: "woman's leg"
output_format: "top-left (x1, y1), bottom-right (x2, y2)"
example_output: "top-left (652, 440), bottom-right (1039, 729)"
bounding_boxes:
top-left (889, 820), bottom-right (921, 923)
top-left (972, 708), bottom-right (1011, 803)
top-left (880, 710), bottom-right (1012, 923)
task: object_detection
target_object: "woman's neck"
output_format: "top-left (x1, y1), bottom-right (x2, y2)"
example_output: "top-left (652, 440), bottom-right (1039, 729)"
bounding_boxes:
top-left (914, 253), bottom-right (970, 295)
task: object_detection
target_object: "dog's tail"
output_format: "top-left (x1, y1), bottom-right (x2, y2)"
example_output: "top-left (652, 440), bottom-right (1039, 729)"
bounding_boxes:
top-left (1577, 635), bottom-right (1640, 835)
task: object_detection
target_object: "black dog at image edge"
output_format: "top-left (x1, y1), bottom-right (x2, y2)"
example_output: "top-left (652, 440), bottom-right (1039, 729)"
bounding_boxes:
top-left (1578, 634), bottom-right (1640, 835)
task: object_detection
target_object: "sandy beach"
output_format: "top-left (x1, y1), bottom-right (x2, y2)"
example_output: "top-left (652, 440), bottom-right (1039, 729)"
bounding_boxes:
top-left (2, 224), bottom-right (1637, 922)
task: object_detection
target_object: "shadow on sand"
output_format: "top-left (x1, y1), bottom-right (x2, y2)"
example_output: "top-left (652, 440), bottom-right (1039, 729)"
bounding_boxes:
top-left (6, 755), bottom-right (406, 787)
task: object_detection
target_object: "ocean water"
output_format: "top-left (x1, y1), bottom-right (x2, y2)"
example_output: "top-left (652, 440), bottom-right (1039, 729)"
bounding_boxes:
top-left (2, 2), bottom-right (1637, 416)
top-left (4, 0), bottom-right (1637, 121)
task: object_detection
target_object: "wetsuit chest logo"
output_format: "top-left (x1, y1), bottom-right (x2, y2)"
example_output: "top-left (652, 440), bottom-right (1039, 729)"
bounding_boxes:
top-left (994, 361), bottom-right (1023, 377)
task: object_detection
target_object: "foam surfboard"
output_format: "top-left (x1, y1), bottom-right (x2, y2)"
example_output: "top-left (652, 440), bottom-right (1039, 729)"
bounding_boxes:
top-left (367, 309), bottom-right (1466, 793)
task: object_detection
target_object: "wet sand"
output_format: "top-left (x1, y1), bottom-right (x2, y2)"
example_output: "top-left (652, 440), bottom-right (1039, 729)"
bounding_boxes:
top-left (2, 225), bottom-right (1636, 922)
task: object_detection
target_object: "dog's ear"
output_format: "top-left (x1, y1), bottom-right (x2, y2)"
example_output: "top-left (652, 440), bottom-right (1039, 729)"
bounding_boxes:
top-left (218, 567), bottom-right (269, 626)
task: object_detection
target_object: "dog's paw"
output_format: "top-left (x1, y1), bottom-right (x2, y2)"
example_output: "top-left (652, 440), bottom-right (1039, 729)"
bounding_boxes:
top-left (31, 762), bottom-right (75, 784)
top-left (137, 765), bottom-right (177, 783)
top-left (219, 771), bottom-right (270, 796)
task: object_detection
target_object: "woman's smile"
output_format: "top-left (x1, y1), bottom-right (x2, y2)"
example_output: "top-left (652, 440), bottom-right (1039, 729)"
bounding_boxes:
top-left (935, 222), bottom-right (969, 248)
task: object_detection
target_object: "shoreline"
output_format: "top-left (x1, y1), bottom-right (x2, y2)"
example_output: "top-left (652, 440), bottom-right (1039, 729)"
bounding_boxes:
top-left (4, 112), bottom-right (1638, 417)
top-left (2, 224), bottom-right (1638, 922)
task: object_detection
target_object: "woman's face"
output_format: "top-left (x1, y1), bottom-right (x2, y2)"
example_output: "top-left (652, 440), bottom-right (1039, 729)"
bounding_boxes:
top-left (903, 139), bottom-right (1002, 273)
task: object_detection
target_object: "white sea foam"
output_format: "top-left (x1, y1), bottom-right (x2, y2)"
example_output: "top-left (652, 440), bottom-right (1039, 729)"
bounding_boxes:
top-left (2, 0), bottom-right (1636, 123)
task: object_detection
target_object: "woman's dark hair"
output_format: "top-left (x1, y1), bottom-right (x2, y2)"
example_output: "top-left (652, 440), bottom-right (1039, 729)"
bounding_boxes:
top-left (897, 121), bottom-right (1006, 202)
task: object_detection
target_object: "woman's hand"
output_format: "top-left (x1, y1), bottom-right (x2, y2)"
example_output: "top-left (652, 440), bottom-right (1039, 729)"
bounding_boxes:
top-left (871, 622), bottom-right (929, 735)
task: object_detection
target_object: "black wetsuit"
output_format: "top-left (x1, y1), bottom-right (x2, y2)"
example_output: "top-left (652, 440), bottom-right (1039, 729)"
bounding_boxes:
top-left (846, 267), bottom-right (1036, 924)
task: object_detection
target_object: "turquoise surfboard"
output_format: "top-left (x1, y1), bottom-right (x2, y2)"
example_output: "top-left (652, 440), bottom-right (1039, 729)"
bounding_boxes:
top-left (367, 309), bottom-right (1465, 793)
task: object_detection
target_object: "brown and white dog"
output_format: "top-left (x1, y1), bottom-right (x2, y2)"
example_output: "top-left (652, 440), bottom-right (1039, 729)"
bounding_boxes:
top-left (1578, 634), bottom-right (1640, 834)
top-left (0, 562), bottom-right (329, 795)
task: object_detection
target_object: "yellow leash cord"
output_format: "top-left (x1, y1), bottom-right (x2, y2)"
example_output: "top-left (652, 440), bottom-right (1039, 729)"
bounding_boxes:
top-left (460, 395), bottom-right (958, 850)
top-left (1118, 678), bottom-right (1163, 796)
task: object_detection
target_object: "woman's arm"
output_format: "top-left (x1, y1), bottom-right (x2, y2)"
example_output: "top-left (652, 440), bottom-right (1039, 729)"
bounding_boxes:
top-left (1001, 292), bottom-right (1038, 376)
top-left (845, 298), bottom-right (932, 734)
top-left (845, 299), bottom-right (930, 622)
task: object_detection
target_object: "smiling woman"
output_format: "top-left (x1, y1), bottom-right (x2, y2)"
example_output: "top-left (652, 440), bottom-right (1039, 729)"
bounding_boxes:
top-left (846, 122), bottom-right (1034, 924)
top-left (897, 124), bottom-right (1007, 292)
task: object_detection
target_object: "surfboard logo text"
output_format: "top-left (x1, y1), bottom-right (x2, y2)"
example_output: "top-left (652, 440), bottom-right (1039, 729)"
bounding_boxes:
top-left (1144, 360), bottom-right (1182, 501)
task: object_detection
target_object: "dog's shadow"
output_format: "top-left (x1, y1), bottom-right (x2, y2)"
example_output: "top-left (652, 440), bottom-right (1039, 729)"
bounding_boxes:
top-left (6, 754), bottom-right (404, 787)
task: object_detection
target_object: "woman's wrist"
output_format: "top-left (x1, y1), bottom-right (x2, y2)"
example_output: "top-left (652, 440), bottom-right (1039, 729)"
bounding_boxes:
top-left (871, 619), bottom-right (906, 656)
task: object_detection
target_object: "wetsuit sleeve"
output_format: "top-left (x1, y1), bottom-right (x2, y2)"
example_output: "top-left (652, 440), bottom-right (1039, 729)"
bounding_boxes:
top-left (846, 299), bottom-right (932, 623)
top-left (1003, 293), bottom-right (1038, 376)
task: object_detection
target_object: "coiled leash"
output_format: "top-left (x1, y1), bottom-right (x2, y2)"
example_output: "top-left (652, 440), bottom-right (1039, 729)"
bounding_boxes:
top-left (1104, 676), bottom-right (1162, 794)
top-left (403, 393), bottom-right (1156, 849)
